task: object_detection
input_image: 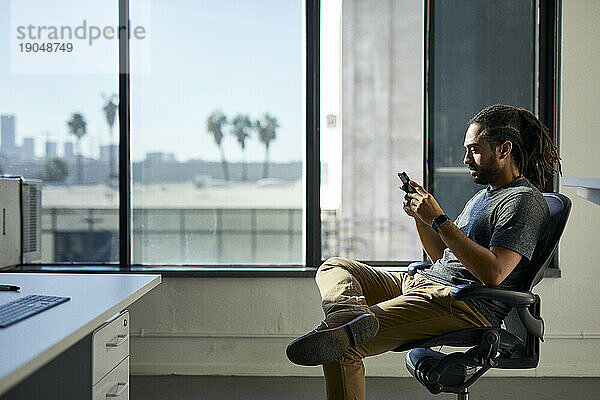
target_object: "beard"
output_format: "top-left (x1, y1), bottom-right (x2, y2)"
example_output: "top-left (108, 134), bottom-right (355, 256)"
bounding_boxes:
top-left (468, 160), bottom-right (501, 186)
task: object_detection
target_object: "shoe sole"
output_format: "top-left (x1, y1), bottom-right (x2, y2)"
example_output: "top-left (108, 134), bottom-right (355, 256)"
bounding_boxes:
top-left (286, 314), bottom-right (379, 366)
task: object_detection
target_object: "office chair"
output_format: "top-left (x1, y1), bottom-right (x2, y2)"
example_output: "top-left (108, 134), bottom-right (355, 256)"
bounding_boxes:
top-left (393, 193), bottom-right (571, 400)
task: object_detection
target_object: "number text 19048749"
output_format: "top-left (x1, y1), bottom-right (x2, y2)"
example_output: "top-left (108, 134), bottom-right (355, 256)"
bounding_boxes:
top-left (19, 42), bottom-right (73, 52)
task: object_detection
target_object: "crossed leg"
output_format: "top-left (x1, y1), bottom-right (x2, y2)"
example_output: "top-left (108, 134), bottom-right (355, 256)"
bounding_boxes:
top-left (316, 257), bottom-right (490, 400)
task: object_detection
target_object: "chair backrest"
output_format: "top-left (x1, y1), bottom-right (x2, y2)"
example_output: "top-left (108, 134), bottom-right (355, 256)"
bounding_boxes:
top-left (503, 193), bottom-right (571, 357)
top-left (523, 193), bottom-right (572, 291)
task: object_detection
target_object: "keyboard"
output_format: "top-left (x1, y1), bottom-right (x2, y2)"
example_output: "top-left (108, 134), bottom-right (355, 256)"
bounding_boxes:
top-left (0, 295), bottom-right (70, 328)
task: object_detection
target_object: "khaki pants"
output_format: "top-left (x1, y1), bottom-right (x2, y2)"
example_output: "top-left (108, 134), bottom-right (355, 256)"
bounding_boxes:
top-left (316, 257), bottom-right (491, 400)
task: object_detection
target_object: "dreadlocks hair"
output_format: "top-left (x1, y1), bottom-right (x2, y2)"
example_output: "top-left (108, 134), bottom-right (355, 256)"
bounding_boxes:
top-left (468, 104), bottom-right (562, 191)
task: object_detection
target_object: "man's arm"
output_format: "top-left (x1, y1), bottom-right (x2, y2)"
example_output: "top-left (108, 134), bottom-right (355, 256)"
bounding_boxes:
top-left (413, 217), bottom-right (446, 262)
top-left (405, 181), bottom-right (521, 287)
top-left (436, 222), bottom-right (522, 286)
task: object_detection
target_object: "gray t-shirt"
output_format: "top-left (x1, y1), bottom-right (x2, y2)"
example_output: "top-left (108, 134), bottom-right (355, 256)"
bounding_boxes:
top-left (420, 178), bottom-right (549, 326)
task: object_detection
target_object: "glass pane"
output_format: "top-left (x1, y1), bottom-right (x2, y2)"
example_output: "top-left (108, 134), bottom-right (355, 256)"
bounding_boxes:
top-left (0, 0), bottom-right (119, 263)
top-left (431, 0), bottom-right (535, 219)
top-left (130, 0), bottom-right (304, 265)
top-left (320, 0), bottom-right (424, 262)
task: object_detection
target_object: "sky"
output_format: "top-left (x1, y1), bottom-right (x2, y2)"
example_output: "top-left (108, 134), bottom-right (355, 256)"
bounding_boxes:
top-left (0, 0), bottom-right (303, 163)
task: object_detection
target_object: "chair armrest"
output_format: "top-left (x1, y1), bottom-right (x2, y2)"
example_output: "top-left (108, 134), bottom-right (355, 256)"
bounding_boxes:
top-left (450, 284), bottom-right (536, 305)
top-left (407, 261), bottom-right (432, 277)
top-left (451, 285), bottom-right (544, 338)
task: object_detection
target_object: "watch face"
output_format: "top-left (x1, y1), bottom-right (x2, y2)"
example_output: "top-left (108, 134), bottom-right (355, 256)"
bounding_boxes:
top-left (435, 214), bottom-right (449, 223)
top-left (432, 214), bottom-right (450, 232)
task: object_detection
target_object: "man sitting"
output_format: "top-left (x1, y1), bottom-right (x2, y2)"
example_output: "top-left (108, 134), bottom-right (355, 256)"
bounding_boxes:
top-left (286, 105), bottom-right (561, 400)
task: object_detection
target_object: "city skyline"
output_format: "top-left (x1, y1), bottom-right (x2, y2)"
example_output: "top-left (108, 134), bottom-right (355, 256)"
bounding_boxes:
top-left (0, 110), bottom-right (297, 164)
top-left (0, 0), bottom-right (303, 163)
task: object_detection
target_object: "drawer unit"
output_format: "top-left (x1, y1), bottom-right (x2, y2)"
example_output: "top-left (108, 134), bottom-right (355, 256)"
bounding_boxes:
top-left (92, 356), bottom-right (129, 400)
top-left (92, 311), bottom-right (129, 386)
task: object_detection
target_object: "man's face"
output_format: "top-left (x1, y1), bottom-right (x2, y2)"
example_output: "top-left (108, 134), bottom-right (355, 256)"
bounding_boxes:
top-left (463, 124), bottom-right (502, 185)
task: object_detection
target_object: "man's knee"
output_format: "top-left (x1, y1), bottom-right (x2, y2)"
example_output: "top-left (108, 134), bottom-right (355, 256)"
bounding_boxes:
top-left (316, 257), bottom-right (352, 284)
top-left (323, 256), bottom-right (351, 267)
top-left (317, 257), bottom-right (352, 275)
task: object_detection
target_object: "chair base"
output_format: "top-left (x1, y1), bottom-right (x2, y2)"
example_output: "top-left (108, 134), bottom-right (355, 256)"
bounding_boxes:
top-left (405, 347), bottom-right (491, 396)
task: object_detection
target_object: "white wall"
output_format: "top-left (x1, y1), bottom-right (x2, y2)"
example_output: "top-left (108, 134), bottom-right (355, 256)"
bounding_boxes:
top-left (128, 0), bottom-right (600, 377)
top-left (536, 0), bottom-right (600, 377)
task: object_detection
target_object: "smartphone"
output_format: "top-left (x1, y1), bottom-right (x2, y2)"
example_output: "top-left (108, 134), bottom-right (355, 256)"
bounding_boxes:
top-left (398, 172), bottom-right (417, 193)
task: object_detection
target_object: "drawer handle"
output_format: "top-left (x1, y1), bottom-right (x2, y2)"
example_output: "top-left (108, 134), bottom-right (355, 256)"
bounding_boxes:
top-left (106, 334), bottom-right (129, 348)
top-left (106, 382), bottom-right (129, 398)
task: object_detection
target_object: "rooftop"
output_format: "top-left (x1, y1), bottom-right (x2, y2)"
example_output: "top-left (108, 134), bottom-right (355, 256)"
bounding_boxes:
top-left (42, 179), bottom-right (303, 209)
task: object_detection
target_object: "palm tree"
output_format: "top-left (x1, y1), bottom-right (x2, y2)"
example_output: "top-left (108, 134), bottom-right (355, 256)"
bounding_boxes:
top-left (102, 93), bottom-right (118, 183)
top-left (41, 157), bottom-right (69, 183)
top-left (230, 114), bottom-right (252, 181)
top-left (255, 113), bottom-right (279, 179)
top-left (206, 110), bottom-right (230, 181)
top-left (67, 113), bottom-right (87, 184)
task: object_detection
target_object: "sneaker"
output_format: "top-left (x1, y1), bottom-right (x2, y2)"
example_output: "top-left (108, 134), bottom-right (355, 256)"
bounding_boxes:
top-left (286, 313), bottom-right (379, 366)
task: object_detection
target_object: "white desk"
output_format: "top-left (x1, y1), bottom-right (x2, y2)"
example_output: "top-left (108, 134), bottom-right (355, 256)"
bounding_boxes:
top-left (0, 273), bottom-right (161, 398)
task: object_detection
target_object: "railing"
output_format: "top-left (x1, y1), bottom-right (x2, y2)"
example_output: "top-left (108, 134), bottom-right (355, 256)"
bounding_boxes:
top-left (42, 208), bottom-right (302, 264)
top-left (321, 210), bottom-right (420, 261)
top-left (41, 208), bottom-right (420, 265)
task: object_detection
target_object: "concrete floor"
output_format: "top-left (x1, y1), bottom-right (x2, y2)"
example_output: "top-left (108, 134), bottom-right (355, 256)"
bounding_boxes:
top-left (131, 376), bottom-right (600, 400)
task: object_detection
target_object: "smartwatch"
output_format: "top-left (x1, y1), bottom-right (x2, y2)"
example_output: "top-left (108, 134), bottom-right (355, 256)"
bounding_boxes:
top-left (432, 214), bottom-right (451, 233)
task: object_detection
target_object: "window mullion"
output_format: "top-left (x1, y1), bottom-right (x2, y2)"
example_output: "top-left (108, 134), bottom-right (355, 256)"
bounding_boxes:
top-left (119, 0), bottom-right (132, 270)
top-left (306, 0), bottom-right (321, 268)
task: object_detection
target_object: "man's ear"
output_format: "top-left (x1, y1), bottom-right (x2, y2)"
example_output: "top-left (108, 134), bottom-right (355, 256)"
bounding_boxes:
top-left (498, 140), bottom-right (513, 160)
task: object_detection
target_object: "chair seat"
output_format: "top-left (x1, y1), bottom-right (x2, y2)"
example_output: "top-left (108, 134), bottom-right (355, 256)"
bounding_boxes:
top-left (392, 327), bottom-right (524, 355)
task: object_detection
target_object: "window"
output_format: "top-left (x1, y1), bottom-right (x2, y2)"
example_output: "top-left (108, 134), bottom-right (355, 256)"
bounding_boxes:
top-left (425, 0), bottom-right (560, 273)
top-left (4, 0), bottom-right (559, 271)
top-left (320, 1), bottom-right (424, 262)
top-left (428, 0), bottom-right (540, 219)
top-left (129, 0), bottom-right (304, 265)
top-left (0, 0), bottom-right (120, 264)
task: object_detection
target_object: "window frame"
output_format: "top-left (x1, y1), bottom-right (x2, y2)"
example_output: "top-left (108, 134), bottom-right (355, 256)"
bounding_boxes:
top-left (15, 0), bottom-right (561, 276)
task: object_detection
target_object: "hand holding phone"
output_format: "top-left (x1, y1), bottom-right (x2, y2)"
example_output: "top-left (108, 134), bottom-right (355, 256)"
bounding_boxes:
top-left (398, 172), bottom-right (417, 193)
